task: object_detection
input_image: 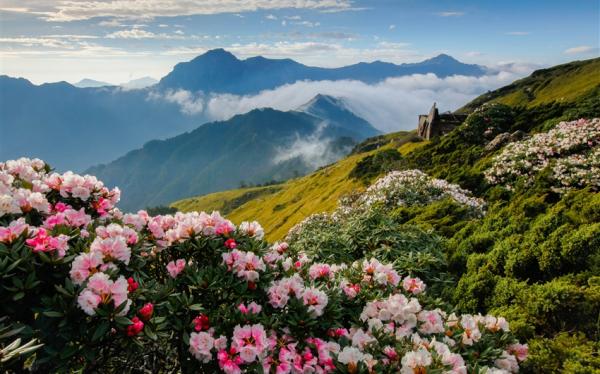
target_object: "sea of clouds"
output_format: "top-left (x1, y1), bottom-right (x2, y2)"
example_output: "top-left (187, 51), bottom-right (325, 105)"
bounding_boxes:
top-left (148, 66), bottom-right (534, 133)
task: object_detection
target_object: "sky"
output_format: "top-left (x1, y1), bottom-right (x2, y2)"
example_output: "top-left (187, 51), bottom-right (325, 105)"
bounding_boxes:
top-left (0, 0), bottom-right (598, 84)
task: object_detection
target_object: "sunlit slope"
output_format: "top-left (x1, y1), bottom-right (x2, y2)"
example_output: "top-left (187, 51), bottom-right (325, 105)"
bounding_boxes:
top-left (461, 57), bottom-right (600, 111)
top-left (172, 131), bottom-right (425, 240)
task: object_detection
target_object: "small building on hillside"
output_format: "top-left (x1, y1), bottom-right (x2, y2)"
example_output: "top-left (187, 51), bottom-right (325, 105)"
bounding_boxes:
top-left (417, 103), bottom-right (467, 139)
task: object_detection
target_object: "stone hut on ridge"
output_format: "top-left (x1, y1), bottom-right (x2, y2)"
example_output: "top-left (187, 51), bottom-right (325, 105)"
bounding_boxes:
top-left (417, 103), bottom-right (467, 140)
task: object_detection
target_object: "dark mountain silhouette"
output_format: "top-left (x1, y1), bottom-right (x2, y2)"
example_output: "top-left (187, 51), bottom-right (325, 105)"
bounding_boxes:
top-left (158, 49), bottom-right (487, 94)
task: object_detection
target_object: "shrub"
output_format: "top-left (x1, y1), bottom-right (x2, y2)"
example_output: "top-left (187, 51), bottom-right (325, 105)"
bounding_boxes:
top-left (349, 148), bottom-right (404, 183)
top-left (0, 158), bottom-right (526, 373)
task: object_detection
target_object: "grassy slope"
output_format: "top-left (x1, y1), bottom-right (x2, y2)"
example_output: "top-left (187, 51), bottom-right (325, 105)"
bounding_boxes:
top-left (460, 57), bottom-right (600, 111)
top-left (173, 132), bottom-right (426, 240)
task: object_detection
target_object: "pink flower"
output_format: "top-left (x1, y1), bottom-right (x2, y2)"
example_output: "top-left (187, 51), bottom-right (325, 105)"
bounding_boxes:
top-left (70, 251), bottom-right (103, 285)
top-left (78, 273), bottom-right (131, 316)
top-left (224, 238), bottom-right (237, 249)
top-left (403, 276), bottom-right (426, 294)
top-left (189, 331), bottom-right (215, 363)
top-left (167, 258), bottom-right (186, 278)
top-left (508, 343), bottom-right (528, 362)
top-left (309, 263), bottom-right (333, 281)
top-left (0, 218), bottom-right (29, 243)
top-left (238, 302), bottom-right (262, 315)
top-left (127, 316), bottom-right (144, 337)
top-left (222, 250), bottom-right (266, 282)
top-left (302, 287), bottom-right (328, 317)
top-left (194, 314), bottom-right (210, 331)
top-left (232, 324), bottom-right (268, 363)
top-left (418, 309), bottom-right (445, 334)
top-left (25, 228), bottom-right (69, 258)
top-left (127, 277), bottom-right (139, 292)
top-left (238, 221), bottom-right (264, 240)
top-left (77, 290), bottom-right (101, 316)
top-left (218, 347), bottom-right (243, 374)
top-left (90, 236), bottom-right (131, 264)
top-left (138, 302), bottom-right (154, 321)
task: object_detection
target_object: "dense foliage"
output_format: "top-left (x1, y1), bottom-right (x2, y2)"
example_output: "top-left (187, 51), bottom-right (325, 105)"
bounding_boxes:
top-left (287, 102), bottom-right (600, 372)
top-left (0, 158), bottom-right (526, 373)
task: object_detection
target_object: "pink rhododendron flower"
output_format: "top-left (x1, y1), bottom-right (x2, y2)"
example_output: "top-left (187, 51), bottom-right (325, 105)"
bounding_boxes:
top-left (77, 273), bottom-right (131, 316)
top-left (224, 238), bottom-right (237, 249)
top-left (309, 263), bottom-right (333, 281)
top-left (222, 250), bottom-right (266, 282)
top-left (403, 276), bottom-right (426, 294)
top-left (138, 302), bottom-right (154, 321)
top-left (77, 290), bottom-right (102, 316)
top-left (238, 221), bottom-right (264, 240)
top-left (127, 316), bottom-right (144, 337)
top-left (0, 218), bottom-right (29, 243)
top-left (127, 277), bottom-right (139, 292)
top-left (302, 287), bottom-right (328, 317)
top-left (70, 251), bottom-right (103, 285)
top-left (232, 324), bottom-right (268, 363)
top-left (508, 343), bottom-right (528, 362)
top-left (401, 348), bottom-right (432, 373)
top-left (194, 314), bottom-right (210, 331)
top-left (218, 347), bottom-right (243, 374)
top-left (189, 331), bottom-right (215, 363)
top-left (237, 302), bottom-right (262, 315)
top-left (167, 259), bottom-right (186, 278)
top-left (25, 228), bottom-right (69, 258)
top-left (90, 236), bottom-right (131, 264)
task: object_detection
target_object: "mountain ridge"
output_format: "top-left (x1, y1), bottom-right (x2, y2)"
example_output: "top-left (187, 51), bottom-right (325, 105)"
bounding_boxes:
top-left (87, 94), bottom-right (379, 211)
top-left (157, 49), bottom-right (487, 94)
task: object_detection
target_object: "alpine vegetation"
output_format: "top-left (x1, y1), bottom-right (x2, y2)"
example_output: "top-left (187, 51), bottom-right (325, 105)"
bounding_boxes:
top-left (0, 158), bottom-right (526, 373)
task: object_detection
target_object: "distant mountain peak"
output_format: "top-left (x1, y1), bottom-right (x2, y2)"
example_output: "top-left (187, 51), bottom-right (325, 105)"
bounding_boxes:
top-left (193, 48), bottom-right (238, 62)
top-left (297, 94), bottom-right (346, 113)
top-left (74, 78), bottom-right (112, 88)
top-left (424, 54), bottom-right (461, 64)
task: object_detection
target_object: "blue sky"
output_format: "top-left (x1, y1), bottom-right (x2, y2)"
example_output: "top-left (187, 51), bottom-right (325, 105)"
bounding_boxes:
top-left (0, 0), bottom-right (598, 84)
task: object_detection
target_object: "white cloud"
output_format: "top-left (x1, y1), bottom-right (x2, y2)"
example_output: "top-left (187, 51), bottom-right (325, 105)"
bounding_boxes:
top-left (204, 73), bottom-right (525, 132)
top-left (148, 89), bottom-right (204, 115)
top-left (389, 24), bottom-right (396, 30)
top-left (0, 7), bottom-right (29, 13)
top-left (105, 28), bottom-right (185, 39)
top-left (265, 14), bottom-right (277, 20)
top-left (505, 31), bottom-right (530, 36)
top-left (12, 0), bottom-right (353, 22)
top-left (273, 122), bottom-right (341, 169)
top-left (465, 51), bottom-right (484, 57)
top-left (564, 45), bottom-right (599, 55)
top-left (150, 69), bottom-right (528, 132)
top-left (292, 20), bottom-right (320, 28)
top-left (284, 15), bottom-right (302, 20)
top-left (436, 11), bottom-right (465, 17)
top-left (158, 24), bottom-right (169, 28)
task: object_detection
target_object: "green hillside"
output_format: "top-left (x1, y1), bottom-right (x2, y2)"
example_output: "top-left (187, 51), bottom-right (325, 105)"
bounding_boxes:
top-left (173, 131), bottom-right (426, 240)
top-left (461, 57), bottom-right (600, 111)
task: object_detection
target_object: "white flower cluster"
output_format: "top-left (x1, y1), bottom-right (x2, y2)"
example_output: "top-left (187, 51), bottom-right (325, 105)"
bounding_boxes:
top-left (353, 170), bottom-right (485, 213)
top-left (485, 118), bottom-right (600, 191)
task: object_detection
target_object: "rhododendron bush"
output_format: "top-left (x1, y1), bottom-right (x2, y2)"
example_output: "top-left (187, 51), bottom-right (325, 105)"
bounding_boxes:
top-left (0, 158), bottom-right (526, 372)
top-left (485, 118), bottom-right (600, 192)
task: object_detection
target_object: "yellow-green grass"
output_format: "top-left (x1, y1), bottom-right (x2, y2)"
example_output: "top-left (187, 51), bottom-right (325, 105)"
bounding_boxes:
top-left (495, 58), bottom-right (600, 107)
top-left (172, 135), bottom-right (423, 241)
top-left (172, 185), bottom-right (281, 215)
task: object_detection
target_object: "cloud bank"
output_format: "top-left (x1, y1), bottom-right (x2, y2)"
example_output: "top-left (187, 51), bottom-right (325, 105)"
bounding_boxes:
top-left (148, 66), bottom-right (533, 133)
